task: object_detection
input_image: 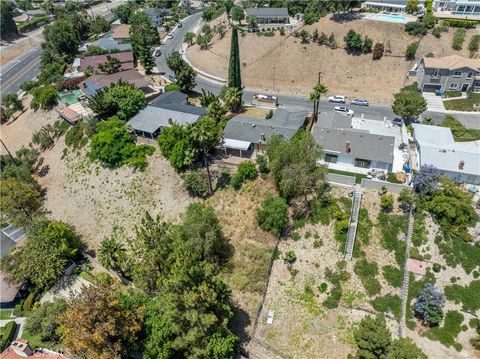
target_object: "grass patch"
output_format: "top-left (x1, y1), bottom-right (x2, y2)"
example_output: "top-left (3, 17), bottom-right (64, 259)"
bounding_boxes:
top-left (354, 258), bottom-right (381, 297)
top-left (406, 269), bottom-right (436, 330)
top-left (435, 235), bottom-right (480, 274)
top-left (444, 280), bottom-right (480, 312)
top-left (370, 294), bottom-right (402, 321)
top-left (310, 199), bottom-right (340, 225)
top-left (377, 212), bottom-right (408, 266)
top-left (0, 310), bottom-right (13, 320)
top-left (382, 265), bottom-right (403, 288)
top-left (323, 261), bottom-right (351, 309)
top-left (439, 115), bottom-right (480, 141)
top-left (20, 329), bottom-right (49, 349)
top-left (424, 311), bottom-right (464, 351)
top-left (412, 205), bottom-right (428, 247)
top-left (80, 271), bottom-right (96, 283)
top-left (327, 168), bottom-right (367, 184)
top-left (443, 92), bottom-right (480, 112)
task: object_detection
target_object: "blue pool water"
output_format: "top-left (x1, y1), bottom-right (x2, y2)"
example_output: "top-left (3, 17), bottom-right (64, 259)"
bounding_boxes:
top-left (370, 13), bottom-right (409, 23)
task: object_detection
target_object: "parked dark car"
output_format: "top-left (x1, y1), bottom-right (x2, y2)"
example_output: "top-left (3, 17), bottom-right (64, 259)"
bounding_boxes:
top-left (392, 118), bottom-right (403, 126)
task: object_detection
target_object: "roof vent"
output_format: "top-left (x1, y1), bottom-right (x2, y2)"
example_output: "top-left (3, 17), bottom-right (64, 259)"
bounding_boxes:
top-left (459, 160), bottom-right (465, 170)
top-left (345, 140), bottom-right (351, 154)
top-left (260, 132), bottom-right (266, 142)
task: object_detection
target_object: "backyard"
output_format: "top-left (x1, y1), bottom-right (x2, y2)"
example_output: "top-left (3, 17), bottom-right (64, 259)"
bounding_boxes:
top-left (188, 15), bottom-right (478, 104)
top-left (443, 92), bottom-right (480, 111)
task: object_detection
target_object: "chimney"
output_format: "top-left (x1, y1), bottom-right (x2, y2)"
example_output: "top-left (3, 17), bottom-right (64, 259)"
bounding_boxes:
top-left (260, 132), bottom-right (266, 142)
top-left (11, 340), bottom-right (33, 357)
top-left (167, 117), bottom-right (173, 125)
top-left (345, 140), bottom-right (351, 153)
top-left (458, 160), bottom-right (465, 170)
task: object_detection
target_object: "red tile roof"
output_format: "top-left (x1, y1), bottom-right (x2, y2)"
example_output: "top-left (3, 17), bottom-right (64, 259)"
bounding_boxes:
top-left (1, 340), bottom-right (69, 359)
top-left (79, 52), bottom-right (134, 72)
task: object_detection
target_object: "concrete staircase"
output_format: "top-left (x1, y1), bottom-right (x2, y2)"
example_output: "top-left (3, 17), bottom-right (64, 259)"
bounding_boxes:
top-left (422, 92), bottom-right (447, 113)
top-left (399, 207), bottom-right (415, 338)
top-left (344, 190), bottom-right (362, 261)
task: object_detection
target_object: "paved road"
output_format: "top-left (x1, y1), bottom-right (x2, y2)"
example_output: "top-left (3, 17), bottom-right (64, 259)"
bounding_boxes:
top-left (156, 13), bottom-right (479, 129)
top-left (0, 0), bottom-right (126, 100)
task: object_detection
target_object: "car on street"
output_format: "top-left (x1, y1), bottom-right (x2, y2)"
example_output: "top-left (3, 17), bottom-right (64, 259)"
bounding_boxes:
top-left (167, 34), bottom-right (174, 39)
top-left (391, 118), bottom-right (403, 126)
top-left (351, 98), bottom-right (369, 106)
top-left (177, 23), bottom-right (183, 28)
top-left (328, 95), bottom-right (346, 103)
top-left (334, 106), bottom-right (354, 116)
top-left (168, 74), bottom-right (177, 82)
top-left (153, 47), bottom-right (162, 57)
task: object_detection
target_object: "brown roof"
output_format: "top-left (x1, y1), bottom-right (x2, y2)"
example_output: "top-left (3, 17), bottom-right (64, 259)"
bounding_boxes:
top-left (158, 31), bottom-right (167, 39)
top-left (111, 24), bottom-right (131, 40)
top-left (79, 52), bottom-right (134, 72)
top-left (79, 69), bottom-right (152, 96)
top-left (0, 271), bottom-right (20, 303)
top-left (423, 55), bottom-right (480, 70)
top-left (1, 340), bottom-right (69, 359)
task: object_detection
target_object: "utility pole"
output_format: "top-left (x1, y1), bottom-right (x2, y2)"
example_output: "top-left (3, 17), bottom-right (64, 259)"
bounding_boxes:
top-left (0, 138), bottom-right (17, 165)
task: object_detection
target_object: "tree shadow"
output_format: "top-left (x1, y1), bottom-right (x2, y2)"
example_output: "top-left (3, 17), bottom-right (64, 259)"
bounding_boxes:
top-left (38, 164), bottom-right (50, 177)
top-left (329, 12), bottom-right (364, 23)
top-left (229, 304), bottom-right (252, 343)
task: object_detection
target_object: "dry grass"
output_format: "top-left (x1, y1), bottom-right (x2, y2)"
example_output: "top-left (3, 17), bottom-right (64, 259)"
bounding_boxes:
top-left (188, 16), bottom-right (479, 104)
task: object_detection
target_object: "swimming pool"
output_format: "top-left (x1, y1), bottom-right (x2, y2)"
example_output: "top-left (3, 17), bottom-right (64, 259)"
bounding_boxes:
top-left (368, 13), bottom-right (409, 24)
top-left (59, 90), bottom-right (83, 106)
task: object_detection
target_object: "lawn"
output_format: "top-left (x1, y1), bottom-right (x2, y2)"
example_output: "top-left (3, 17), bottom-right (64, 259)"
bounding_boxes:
top-left (21, 330), bottom-right (48, 350)
top-left (0, 310), bottom-right (13, 320)
top-left (443, 92), bottom-right (480, 111)
top-left (327, 168), bottom-right (367, 184)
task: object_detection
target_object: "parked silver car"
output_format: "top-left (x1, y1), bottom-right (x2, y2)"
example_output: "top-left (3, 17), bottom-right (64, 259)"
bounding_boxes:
top-left (351, 98), bottom-right (369, 106)
top-left (328, 95), bottom-right (346, 103)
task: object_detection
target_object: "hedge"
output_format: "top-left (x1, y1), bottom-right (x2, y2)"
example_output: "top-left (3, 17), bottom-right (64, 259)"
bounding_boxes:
top-left (443, 19), bottom-right (477, 29)
top-left (1, 321), bottom-right (17, 351)
top-left (22, 293), bottom-right (35, 312)
top-left (17, 15), bottom-right (50, 32)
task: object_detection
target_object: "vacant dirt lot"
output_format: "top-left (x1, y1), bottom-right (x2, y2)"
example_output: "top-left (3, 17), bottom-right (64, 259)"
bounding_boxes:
top-left (188, 15), bottom-right (479, 105)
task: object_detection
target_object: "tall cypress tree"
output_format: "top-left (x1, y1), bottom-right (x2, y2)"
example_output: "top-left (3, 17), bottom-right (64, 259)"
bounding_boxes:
top-left (228, 27), bottom-right (241, 89)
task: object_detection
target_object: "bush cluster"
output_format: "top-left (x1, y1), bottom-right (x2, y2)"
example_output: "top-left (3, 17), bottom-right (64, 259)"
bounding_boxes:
top-left (1, 321), bottom-right (17, 351)
top-left (371, 294), bottom-right (402, 320)
top-left (182, 170), bottom-right (209, 197)
top-left (231, 161), bottom-right (257, 190)
top-left (382, 265), bottom-right (403, 288)
top-left (443, 19), bottom-right (477, 28)
top-left (256, 193), bottom-right (289, 237)
top-left (354, 258), bottom-right (381, 296)
top-left (452, 28), bottom-right (466, 50)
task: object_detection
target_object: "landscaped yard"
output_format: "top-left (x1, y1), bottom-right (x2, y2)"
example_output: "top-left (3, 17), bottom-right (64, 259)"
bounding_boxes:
top-left (443, 92), bottom-right (480, 111)
top-left (0, 310), bottom-right (14, 320)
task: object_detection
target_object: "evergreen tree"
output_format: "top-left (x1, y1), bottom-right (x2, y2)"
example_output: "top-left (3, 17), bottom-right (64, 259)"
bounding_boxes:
top-left (227, 27), bottom-right (241, 90)
top-left (353, 315), bottom-right (392, 358)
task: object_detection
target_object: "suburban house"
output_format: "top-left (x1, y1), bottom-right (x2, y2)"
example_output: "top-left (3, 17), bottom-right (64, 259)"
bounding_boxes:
top-left (434, 0), bottom-right (480, 18)
top-left (1, 340), bottom-right (69, 359)
top-left (362, 0), bottom-right (411, 13)
top-left (221, 108), bottom-right (307, 158)
top-left (412, 123), bottom-right (480, 185)
top-left (313, 113), bottom-right (397, 174)
top-left (79, 37), bottom-right (132, 53)
top-left (141, 8), bottom-right (168, 28)
top-left (111, 24), bottom-right (131, 41)
top-left (78, 69), bottom-right (153, 98)
top-left (76, 52), bottom-right (135, 73)
top-left (245, 7), bottom-right (290, 24)
top-left (126, 91), bottom-right (206, 138)
top-left (416, 55), bottom-right (480, 93)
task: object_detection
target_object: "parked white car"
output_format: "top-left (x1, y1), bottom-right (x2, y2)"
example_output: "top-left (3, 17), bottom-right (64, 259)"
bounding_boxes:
top-left (167, 34), bottom-right (174, 39)
top-left (328, 95), bottom-right (346, 103)
top-left (334, 106), bottom-right (354, 116)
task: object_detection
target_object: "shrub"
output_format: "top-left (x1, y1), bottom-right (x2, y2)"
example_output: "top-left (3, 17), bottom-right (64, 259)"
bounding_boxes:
top-left (405, 21), bottom-right (426, 35)
top-left (444, 280), bottom-right (480, 312)
top-left (164, 83), bottom-right (181, 92)
top-left (445, 19), bottom-right (477, 28)
top-left (265, 109), bottom-right (273, 119)
top-left (422, 13), bottom-right (436, 29)
top-left (236, 160), bottom-right (257, 181)
top-left (30, 85), bottom-right (58, 111)
top-left (182, 170), bottom-right (209, 197)
top-left (23, 292), bottom-right (35, 312)
top-left (383, 265), bottom-right (403, 288)
top-left (432, 263), bottom-right (442, 273)
top-left (405, 42), bottom-right (418, 60)
top-left (414, 283), bottom-right (445, 326)
top-left (372, 42), bottom-right (384, 60)
top-left (256, 193), bottom-right (289, 237)
top-left (256, 154), bottom-right (269, 174)
top-left (284, 250), bottom-right (297, 264)
top-left (371, 294), bottom-right (402, 320)
top-left (319, 282), bottom-right (328, 293)
top-left (1, 321), bottom-right (17, 350)
top-left (344, 29), bottom-right (363, 52)
top-left (468, 34), bottom-right (480, 53)
top-left (362, 36), bottom-right (373, 53)
top-left (380, 194), bottom-right (394, 212)
top-left (432, 26), bottom-right (442, 38)
top-left (452, 28), bottom-right (466, 50)
top-left (424, 310), bottom-right (464, 349)
top-left (354, 259), bottom-right (381, 296)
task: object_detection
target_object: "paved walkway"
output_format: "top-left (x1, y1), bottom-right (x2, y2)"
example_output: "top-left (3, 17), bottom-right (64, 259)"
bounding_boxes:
top-left (423, 92), bottom-right (446, 113)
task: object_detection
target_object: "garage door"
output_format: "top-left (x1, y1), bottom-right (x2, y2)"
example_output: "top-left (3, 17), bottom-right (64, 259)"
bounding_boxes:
top-left (422, 84), bottom-right (442, 92)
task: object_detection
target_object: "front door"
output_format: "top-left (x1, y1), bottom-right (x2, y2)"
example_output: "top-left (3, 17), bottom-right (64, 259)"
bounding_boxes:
top-left (461, 83), bottom-right (469, 92)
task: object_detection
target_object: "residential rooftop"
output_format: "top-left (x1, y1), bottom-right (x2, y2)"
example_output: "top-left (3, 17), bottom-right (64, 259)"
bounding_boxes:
top-left (78, 69), bottom-right (151, 97)
top-left (111, 24), bottom-right (131, 40)
top-left (245, 7), bottom-right (289, 17)
top-left (78, 52), bottom-right (134, 72)
top-left (422, 54), bottom-right (480, 70)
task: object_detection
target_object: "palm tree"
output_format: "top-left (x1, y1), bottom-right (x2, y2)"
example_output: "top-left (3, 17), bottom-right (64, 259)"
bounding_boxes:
top-left (223, 87), bottom-right (243, 113)
top-left (98, 237), bottom-right (126, 276)
top-left (309, 83), bottom-right (328, 122)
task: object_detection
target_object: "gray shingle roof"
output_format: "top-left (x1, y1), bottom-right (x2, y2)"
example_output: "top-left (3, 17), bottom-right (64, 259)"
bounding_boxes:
top-left (150, 91), bottom-right (188, 107)
top-left (246, 7), bottom-right (289, 17)
top-left (223, 108), bottom-right (306, 144)
top-left (92, 38), bottom-right (132, 52)
top-left (313, 125), bottom-right (395, 163)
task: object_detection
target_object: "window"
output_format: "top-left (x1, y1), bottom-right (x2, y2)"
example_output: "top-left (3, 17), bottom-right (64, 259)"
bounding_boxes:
top-left (449, 83), bottom-right (458, 89)
top-left (325, 153), bottom-right (338, 163)
top-left (354, 158), bottom-right (371, 169)
top-left (453, 71), bottom-right (462, 77)
top-left (432, 68), bottom-right (439, 78)
top-left (475, 81), bottom-right (480, 89)
top-left (466, 72), bottom-right (473, 79)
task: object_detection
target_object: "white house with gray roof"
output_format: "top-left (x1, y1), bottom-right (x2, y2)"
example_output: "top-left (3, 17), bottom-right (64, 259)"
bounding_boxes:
top-left (221, 108), bottom-right (307, 157)
top-left (412, 123), bottom-right (480, 185)
top-left (313, 113), bottom-right (397, 174)
top-left (245, 7), bottom-right (289, 24)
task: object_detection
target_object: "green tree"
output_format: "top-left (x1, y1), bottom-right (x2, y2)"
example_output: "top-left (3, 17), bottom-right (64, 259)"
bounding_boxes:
top-left (24, 299), bottom-right (67, 343)
top-left (1, 93), bottom-right (24, 121)
top-left (387, 338), bottom-right (427, 359)
top-left (309, 83), bottom-right (328, 121)
top-left (405, 42), bottom-right (418, 60)
top-left (197, 32), bottom-right (213, 49)
top-left (37, 62), bottom-right (66, 85)
top-left (130, 12), bottom-right (159, 74)
top-left (380, 194), bottom-right (394, 212)
top-left (0, 0), bottom-right (18, 39)
top-left (299, 29), bottom-right (311, 44)
top-left (227, 27), bottom-right (242, 90)
top-left (256, 193), bottom-right (289, 237)
top-left (113, 3), bottom-right (134, 24)
top-left (0, 178), bottom-right (42, 227)
top-left (43, 20), bottom-right (80, 61)
top-left (89, 16), bottom-right (111, 36)
top-left (223, 87), bottom-right (243, 113)
top-left (363, 36), bottom-right (373, 53)
top-left (406, 0), bottom-right (420, 13)
top-left (344, 29), bottom-right (362, 52)
top-left (30, 86), bottom-right (58, 111)
top-left (99, 55), bottom-right (122, 74)
top-left (353, 315), bottom-right (392, 359)
top-left (166, 52), bottom-right (196, 92)
top-left (184, 31), bottom-right (196, 46)
top-left (392, 89), bottom-right (427, 120)
top-left (94, 81), bottom-right (146, 121)
top-left (183, 170), bottom-right (209, 197)
top-left (1, 220), bottom-right (81, 289)
top-left (246, 15), bottom-right (256, 29)
top-left (84, 45), bottom-right (108, 56)
top-left (231, 5), bottom-right (244, 25)
top-left (98, 236), bottom-right (127, 276)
